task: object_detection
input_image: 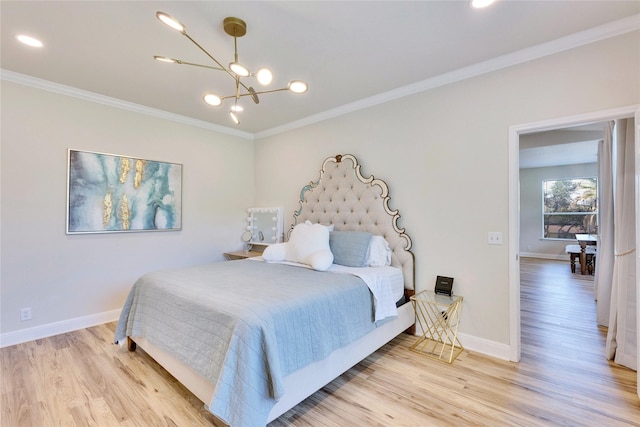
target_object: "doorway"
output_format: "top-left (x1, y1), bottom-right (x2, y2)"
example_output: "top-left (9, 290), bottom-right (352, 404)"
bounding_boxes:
top-left (507, 105), bottom-right (640, 395)
top-left (518, 123), bottom-right (602, 362)
top-left (519, 123), bottom-right (601, 260)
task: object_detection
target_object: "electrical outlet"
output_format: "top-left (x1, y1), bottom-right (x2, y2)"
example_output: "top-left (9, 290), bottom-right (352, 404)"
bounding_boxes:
top-left (488, 231), bottom-right (503, 245)
top-left (20, 307), bottom-right (32, 321)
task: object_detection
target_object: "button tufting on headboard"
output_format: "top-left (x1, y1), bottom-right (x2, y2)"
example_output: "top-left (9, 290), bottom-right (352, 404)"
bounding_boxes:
top-left (291, 154), bottom-right (414, 290)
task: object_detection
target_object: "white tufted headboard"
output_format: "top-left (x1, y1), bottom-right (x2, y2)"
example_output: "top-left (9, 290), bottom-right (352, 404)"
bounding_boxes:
top-left (291, 154), bottom-right (415, 291)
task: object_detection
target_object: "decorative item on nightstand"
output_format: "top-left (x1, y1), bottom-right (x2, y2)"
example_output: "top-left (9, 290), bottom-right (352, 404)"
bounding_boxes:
top-left (241, 230), bottom-right (252, 252)
top-left (246, 207), bottom-right (283, 249)
top-left (224, 208), bottom-right (283, 260)
top-left (435, 275), bottom-right (454, 296)
top-left (224, 230), bottom-right (261, 260)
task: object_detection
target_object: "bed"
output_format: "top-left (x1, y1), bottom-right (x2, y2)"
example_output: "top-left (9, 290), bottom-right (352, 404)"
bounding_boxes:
top-left (114, 154), bottom-right (415, 426)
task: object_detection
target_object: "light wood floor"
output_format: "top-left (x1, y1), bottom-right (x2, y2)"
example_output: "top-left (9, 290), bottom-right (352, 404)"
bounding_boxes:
top-left (1, 258), bottom-right (638, 426)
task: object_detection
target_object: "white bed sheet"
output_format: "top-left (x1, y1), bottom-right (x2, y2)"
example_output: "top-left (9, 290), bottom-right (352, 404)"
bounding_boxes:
top-left (328, 264), bottom-right (404, 321)
top-left (253, 257), bottom-right (403, 321)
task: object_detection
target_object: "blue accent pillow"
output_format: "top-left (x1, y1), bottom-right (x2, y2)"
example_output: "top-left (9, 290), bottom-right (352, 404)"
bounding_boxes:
top-left (329, 231), bottom-right (372, 267)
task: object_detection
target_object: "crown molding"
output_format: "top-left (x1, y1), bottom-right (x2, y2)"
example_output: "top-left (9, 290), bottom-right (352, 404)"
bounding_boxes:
top-left (2, 14), bottom-right (638, 141)
top-left (0, 69), bottom-right (254, 141)
top-left (256, 14), bottom-right (640, 139)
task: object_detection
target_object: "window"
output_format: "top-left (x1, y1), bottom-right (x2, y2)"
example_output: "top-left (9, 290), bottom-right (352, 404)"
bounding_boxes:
top-left (543, 177), bottom-right (597, 239)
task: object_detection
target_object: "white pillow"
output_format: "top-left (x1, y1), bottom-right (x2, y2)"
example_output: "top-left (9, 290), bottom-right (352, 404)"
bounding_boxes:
top-left (286, 220), bottom-right (333, 271)
top-left (306, 251), bottom-right (334, 271)
top-left (262, 242), bottom-right (286, 262)
top-left (366, 236), bottom-right (392, 267)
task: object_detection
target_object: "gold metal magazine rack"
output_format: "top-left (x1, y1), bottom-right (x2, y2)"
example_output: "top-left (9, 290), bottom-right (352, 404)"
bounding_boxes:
top-left (410, 290), bottom-right (463, 363)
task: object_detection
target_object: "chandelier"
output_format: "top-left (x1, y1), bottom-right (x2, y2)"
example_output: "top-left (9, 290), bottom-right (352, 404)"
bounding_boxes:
top-left (154, 11), bottom-right (309, 125)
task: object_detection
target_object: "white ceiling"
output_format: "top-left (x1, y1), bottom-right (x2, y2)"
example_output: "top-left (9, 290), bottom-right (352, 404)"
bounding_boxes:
top-left (519, 140), bottom-right (599, 169)
top-left (519, 123), bottom-right (606, 168)
top-left (1, 1), bottom-right (639, 135)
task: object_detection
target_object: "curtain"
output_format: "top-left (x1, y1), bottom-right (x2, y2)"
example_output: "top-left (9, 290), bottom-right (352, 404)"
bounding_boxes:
top-left (605, 118), bottom-right (637, 370)
top-left (594, 124), bottom-right (614, 326)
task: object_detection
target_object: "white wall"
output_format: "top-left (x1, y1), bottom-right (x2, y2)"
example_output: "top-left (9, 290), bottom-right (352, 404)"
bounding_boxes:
top-left (520, 163), bottom-right (597, 259)
top-left (254, 31), bottom-right (640, 352)
top-left (1, 30), bottom-right (638, 356)
top-left (0, 81), bottom-right (254, 342)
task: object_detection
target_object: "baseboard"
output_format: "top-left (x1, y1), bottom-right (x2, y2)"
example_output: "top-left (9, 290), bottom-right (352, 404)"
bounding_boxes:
top-left (2, 309), bottom-right (513, 362)
top-left (0, 309), bottom-right (121, 348)
top-left (413, 324), bottom-right (511, 361)
top-left (457, 332), bottom-right (512, 361)
top-left (520, 252), bottom-right (566, 261)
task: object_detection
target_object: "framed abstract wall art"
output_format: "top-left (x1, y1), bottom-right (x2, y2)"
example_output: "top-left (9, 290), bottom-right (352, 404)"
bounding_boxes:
top-left (66, 149), bottom-right (182, 234)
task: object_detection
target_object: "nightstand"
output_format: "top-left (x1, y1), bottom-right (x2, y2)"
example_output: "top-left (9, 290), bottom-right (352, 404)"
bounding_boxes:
top-left (224, 250), bottom-right (263, 260)
top-left (410, 290), bottom-right (463, 363)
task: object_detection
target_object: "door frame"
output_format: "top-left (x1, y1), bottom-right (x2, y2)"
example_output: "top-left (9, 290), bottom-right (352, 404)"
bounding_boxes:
top-left (507, 105), bottom-right (640, 389)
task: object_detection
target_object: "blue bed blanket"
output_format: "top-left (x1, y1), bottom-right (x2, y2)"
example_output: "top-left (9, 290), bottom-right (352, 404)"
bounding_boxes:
top-left (114, 260), bottom-right (378, 427)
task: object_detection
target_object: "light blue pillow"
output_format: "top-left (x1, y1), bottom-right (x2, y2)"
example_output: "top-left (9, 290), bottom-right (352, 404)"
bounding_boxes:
top-left (329, 231), bottom-right (372, 267)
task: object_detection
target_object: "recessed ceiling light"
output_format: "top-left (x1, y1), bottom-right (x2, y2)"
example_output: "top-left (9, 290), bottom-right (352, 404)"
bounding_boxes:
top-left (471, 0), bottom-right (496, 8)
top-left (16, 34), bottom-right (43, 48)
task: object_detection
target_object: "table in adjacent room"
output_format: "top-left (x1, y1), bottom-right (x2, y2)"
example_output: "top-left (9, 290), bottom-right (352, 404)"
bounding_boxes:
top-left (575, 234), bottom-right (598, 275)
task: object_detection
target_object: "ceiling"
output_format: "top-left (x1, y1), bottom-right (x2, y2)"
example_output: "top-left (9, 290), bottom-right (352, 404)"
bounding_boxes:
top-left (1, 1), bottom-right (639, 135)
top-left (519, 140), bottom-right (599, 169)
top-left (519, 123), bottom-right (605, 169)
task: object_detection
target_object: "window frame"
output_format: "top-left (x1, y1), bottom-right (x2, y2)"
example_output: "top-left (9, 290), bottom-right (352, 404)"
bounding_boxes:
top-left (541, 176), bottom-right (598, 240)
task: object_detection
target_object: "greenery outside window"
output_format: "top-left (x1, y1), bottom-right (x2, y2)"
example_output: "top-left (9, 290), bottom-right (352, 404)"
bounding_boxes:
top-left (543, 177), bottom-right (597, 239)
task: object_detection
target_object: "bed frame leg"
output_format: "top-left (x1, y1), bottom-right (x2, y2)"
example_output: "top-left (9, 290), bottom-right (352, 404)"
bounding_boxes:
top-left (127, 337), bottom-right (137, 352)
top-left (404, 289), bottom-right (416, 335)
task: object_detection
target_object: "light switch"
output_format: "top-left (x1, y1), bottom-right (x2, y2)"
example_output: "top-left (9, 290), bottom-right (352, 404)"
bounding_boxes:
top-left (488, 232), bottom-right (503, 245)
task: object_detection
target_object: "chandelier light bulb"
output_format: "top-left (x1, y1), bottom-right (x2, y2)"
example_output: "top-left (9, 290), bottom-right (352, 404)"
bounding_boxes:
top-left (203, 94), bottom-right (222, 106)
top-left (256, 68), bottom-right (273, 85)
top-left (156, 12), bottom-right (186, 33)
top-left (154, 56), bottom-right (177, 63)
top-left (229, 111), bottom-right (240, 125)
top-left (288, 80), bottom-right (309, 94)
top-left (229, 62), bottom-right (250, 77)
